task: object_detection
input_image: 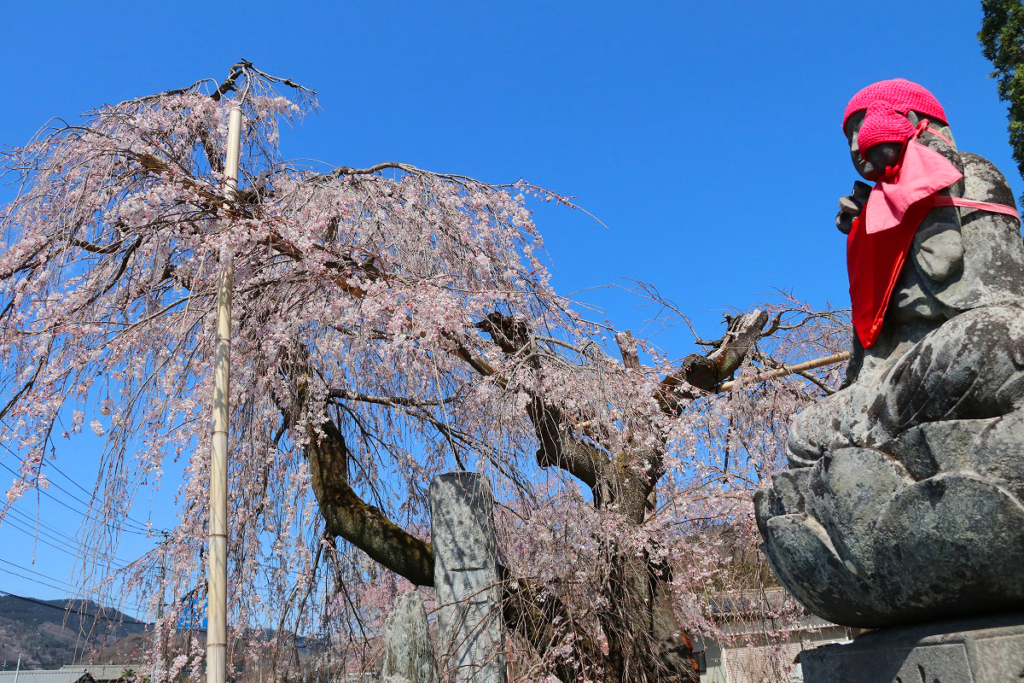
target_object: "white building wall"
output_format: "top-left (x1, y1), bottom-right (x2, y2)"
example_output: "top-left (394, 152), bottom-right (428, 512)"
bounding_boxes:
top-left (700, 631), bottom-right (852, 683)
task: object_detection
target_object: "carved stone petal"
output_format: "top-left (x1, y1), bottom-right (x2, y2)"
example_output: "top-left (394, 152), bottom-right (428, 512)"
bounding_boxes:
top-left (804, 447), bottom-right (908, 576)
top-left (761, 513), bottom-right (889, 626)
top-left (872, 473), bottom-right (1024, 624)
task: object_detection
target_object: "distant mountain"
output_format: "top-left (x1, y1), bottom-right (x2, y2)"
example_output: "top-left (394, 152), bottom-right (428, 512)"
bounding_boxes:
top-left (0, 595), bottom-right (149, 670)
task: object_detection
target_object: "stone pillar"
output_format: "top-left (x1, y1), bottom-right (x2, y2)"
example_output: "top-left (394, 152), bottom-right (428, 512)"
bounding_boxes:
top-left (381, 590), bottom-right (439, 683)
top-left (429, 472), bottom-right (507, 683)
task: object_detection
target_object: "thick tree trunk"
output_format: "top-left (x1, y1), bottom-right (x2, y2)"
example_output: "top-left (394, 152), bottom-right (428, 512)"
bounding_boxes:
top-left (592, 467), bottom-right (700, 683)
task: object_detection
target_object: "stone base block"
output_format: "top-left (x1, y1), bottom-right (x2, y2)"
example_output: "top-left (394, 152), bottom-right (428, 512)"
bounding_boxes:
top-left (802, 613), bottom-right (1024, 683)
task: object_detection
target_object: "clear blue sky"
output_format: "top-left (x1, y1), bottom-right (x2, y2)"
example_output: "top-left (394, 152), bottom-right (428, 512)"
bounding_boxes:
top-left (0, 1), bottom-right (1015, 609)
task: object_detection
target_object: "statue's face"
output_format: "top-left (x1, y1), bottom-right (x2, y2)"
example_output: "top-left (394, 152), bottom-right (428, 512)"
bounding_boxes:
top-left (844, 110), bottom-right (903, 181)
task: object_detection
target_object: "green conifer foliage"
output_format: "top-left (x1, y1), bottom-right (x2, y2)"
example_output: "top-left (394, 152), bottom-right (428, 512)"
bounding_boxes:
top-left (980, 0), bottom-right (1024, 193)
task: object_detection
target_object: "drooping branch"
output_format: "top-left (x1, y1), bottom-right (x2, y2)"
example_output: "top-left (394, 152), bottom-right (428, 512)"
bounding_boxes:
top-left (500, 569), bottom-right (608, 683)
top-left (477, 312), bottom-right (608, 490)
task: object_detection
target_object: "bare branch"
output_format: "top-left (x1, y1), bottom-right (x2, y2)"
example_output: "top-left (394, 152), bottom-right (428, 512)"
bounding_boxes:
top-left (327, 388), bottom-right (459, 407)
top-left (656, 309), bottom-right (769, 412)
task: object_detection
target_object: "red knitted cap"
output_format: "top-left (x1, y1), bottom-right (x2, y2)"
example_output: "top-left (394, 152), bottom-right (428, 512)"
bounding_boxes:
top-left (857, 100), bottom-right (917, 154)
top-left (842, 78), bottom-right (947, 131)
top-left (843, 79), bottom-right (947, 157)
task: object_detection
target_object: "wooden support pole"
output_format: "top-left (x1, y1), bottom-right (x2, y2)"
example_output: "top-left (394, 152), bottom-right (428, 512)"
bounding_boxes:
top-left (718, 351), bottom-right (851, 392)
top-left (208, 104), bottom-right (242, 683)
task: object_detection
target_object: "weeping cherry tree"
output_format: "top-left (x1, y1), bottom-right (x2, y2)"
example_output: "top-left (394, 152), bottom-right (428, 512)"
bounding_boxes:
top-left (0, 62), bottom-right (849, 683)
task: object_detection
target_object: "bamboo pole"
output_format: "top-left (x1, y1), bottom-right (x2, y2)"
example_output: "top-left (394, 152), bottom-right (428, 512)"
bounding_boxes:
top-left (208, 104), bottom-right (242, 683)
top-left (718, 351), bottom-right (851, 392)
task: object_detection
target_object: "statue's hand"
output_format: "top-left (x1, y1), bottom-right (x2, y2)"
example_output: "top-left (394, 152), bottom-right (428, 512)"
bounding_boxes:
top-left (836, 181), bottom-right (872, 235)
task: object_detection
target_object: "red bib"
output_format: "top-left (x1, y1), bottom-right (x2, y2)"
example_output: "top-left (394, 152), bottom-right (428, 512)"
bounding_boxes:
top-left (847, 199), bottom-right (936, 348)
top-left (847, 139), bottom-right (1019, 348)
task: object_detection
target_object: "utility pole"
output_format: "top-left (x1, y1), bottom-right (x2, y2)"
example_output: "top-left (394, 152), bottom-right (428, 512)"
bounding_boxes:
top-left (157, 533), bottom-right (168, 621)
top-left (156, 532), bottom-right (169, 677)
top-left (208, 104), bottom-right (243, 683)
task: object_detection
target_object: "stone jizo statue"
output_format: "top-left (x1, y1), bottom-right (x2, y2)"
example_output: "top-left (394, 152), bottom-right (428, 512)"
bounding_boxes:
top-left (755, 78), bottom-right (1024, 628)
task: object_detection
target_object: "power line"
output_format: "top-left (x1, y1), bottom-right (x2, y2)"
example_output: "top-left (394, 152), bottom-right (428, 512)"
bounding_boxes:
top-left (1, 513), bottom-right (130, 570)
top-left (0, 566), bottom-right (69, 593)
top-left (0, 557), bottom-right (76, 589)
top-left (36, 459), bottom-right (159, 536)
top-left (2, 515), bottom-right (89, 561)
top-left (0, 455), bottom-right (153, 537)
top-left (0, 556), bottom-right (150, 619)
top-left (0, 554), bottom-right (151, 621)
top-left (3, 504), bottom-right (138, 568)
top-left (4, 505), bottom-right (80, 542)
top-left (0, 433), bottom-right (165, 535)
top-left (0, 548), bottom-right (152, 614)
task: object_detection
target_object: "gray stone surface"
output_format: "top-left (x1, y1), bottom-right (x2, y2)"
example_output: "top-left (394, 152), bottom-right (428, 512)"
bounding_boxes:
top-left (381, 590), bottom-right (438, 683)
top-left (802, 613), bottom-right (1024, 683)
top-left (756, 101), bottom-right (1024, 628)
top-left (429, 472), bottom-right (507, 683)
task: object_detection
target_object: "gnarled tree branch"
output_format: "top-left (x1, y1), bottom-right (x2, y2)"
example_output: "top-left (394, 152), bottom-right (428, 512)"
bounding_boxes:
top-left (305, 417), bottom-right (436, 587)
top-left (656, 308), bottom-right (769, 413)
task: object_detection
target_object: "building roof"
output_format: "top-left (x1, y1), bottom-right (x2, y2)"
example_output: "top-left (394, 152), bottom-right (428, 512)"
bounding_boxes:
top-left (0, 671), bottom-right (95, 683)
top-left (59, 666), bottom-right (145, 682)
top-left (705, 588), bottom-right (844, 637)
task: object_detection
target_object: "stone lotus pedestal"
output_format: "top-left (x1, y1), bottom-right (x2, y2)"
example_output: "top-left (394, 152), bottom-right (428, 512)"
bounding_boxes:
top-left (754, 436), bottom-right (1024, 629)
top-left (799, 613), bottom-right (1024, 683)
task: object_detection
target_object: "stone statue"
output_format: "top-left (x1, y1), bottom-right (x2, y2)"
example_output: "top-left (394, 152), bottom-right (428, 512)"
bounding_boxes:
top-left (755, 79), bottom-right (1024, 628)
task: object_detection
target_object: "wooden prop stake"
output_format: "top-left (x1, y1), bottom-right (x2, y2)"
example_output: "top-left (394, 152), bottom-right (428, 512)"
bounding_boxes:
top-left (208, 104), bottom-right (242, 683)
top-left (718, 351), bottom-right (851, 392)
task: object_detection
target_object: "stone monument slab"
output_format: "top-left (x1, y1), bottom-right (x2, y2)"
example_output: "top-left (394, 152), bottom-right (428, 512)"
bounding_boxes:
top-left (381, 590), bottom-right (438, 683)
top-left (429, 472), bottom-right (507, 683)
